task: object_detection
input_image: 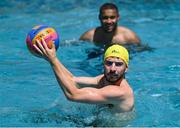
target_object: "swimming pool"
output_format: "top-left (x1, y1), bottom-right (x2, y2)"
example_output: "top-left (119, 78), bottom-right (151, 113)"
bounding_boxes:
top-left (0, 0), bottom-right (180, 127)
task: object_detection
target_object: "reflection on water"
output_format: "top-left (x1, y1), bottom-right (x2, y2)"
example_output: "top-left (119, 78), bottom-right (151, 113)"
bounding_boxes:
top-left (89, 105), bottom-right (136, 127)
top-left (86, 43), bottom-right (155, 60)
top-left (125, 43), bottom-right (155, 53)
top-left (21, 110), bottom-right (86, 126)
top-left (22, 106), bottom-right (135, 127)
top-left (0, 104), bottom-right (135, 127)
top-left (0, 105), bottom-right (95, 127)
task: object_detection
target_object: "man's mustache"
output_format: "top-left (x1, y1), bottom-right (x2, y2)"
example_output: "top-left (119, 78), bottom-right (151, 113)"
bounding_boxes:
top-left (107, 71), bottom-right (118, 76)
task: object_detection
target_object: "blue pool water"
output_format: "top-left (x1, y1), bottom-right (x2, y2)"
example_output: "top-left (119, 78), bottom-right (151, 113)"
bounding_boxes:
top-left (0, 0), bottom-right (180, 127)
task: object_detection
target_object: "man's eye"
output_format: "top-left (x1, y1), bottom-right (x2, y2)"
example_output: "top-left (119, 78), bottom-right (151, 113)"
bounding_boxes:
top-left (115, 62), bottom-right (124, 66)
top-left (105, 60), bottom-right (113, 66)
top-left (102, 16), bottom-right (116, 20)
top-left (109, 16), bottom-right (116, 19)
top-left (105, 60), bottom-right (124, 67)
top-left (102, 16), bottom-right (108, 19)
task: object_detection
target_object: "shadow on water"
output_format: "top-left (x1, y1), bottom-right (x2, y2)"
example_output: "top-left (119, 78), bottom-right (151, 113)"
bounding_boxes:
top-left (59, 39), bottom-right (155, 60)
top-left (85, 43), bottom-right (156, 60)
top-left (2, 105), bottom-right (134, 127)
top-left (0, 104), bottom-right (96, 127)
top-left (21, 109), bottom-right (88, 126)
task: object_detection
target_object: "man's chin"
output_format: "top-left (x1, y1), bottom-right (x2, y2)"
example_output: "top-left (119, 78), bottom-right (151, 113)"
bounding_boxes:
top-left (106, 77), bottom-right (120, 83)
top-left (104, 28), bottom-right (114, 33)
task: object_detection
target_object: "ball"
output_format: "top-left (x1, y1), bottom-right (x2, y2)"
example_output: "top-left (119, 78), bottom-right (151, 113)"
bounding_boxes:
top-left (26, 25), bottom-right (59, 57)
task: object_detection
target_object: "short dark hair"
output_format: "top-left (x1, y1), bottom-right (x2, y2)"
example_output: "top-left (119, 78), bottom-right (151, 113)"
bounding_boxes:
top-left (99, 3), bottom-right (119, 15)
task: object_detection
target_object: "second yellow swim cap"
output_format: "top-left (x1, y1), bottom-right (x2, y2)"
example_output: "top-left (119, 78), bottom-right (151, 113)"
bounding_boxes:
top-left (104, 44), bottom-right (129, 66)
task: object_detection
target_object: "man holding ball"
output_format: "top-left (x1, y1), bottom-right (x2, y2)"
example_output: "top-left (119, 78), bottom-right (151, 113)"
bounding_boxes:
top-left (33, 38), bottom-right (134, 114)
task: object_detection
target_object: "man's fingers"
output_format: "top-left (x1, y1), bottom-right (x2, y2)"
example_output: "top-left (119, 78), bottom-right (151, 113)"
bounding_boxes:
top-left (36, 39), bottom-right (46, 54)
top-left (41, 38), bottom-right (49, 50)
top-left (51, 41), bottom-right (56, 50)
top-left (33, 43), bottom-right (43, 55)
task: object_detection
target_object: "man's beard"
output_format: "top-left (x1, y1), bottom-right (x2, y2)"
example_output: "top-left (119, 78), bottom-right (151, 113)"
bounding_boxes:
top-left (102, 23), bottom-right (117, 33)
top-left (104, 71), bottom-right (124, 83)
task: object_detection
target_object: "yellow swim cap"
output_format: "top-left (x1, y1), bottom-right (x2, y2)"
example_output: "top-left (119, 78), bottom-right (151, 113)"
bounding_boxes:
top-left (104, 45), bottom-right (129, 66)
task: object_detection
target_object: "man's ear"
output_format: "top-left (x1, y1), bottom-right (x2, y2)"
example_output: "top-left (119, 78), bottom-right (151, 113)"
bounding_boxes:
top-left (117, 15), bottom-right (120, 20)
top-left (125, 67), bottom-right (128, 73)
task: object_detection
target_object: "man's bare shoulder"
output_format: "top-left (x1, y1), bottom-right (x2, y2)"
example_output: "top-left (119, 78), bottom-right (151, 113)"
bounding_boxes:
top-left (114, 26), bottom-right (141, 44)
top-left (117, 26), bottom-right (135, 33)
top-left (97, 79), bottom-right (133, 101)
top-left (79, 28), bottom-right (96, 41)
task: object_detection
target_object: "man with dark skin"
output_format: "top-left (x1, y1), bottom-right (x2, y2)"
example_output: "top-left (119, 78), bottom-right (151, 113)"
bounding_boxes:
top-left (80, 3), bottom-right (141, 47)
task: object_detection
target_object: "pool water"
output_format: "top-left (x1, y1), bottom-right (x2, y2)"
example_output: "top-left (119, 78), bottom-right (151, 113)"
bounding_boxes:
top-left (0, 0), bottom-right (180, 127)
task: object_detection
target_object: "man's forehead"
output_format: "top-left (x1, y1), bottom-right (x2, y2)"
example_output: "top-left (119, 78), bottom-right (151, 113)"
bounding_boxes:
top-left (101, 9), bottom-right (118, 15)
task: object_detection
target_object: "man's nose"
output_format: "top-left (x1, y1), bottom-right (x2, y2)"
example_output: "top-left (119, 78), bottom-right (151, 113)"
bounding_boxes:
top-left (107, 18), bottom-right (112, 23)
top-left (110, 63), bottom-right (116, 71)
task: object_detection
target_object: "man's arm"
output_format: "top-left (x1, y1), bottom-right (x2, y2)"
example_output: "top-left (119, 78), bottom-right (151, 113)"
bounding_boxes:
top-left (79, 29), bottom-right (95, 42)
top-left (34, 38), bottom-right (124, 104)
top-left (51, 59), bottom-right (125, 105)
top-left (125, 30), bottom-right (141, 45)
top-left (73, 75), bottom-right (103, 88)
top-left (67, 85), bottom-right (125, 104)
top-left (34, 39), bottom-right (78, 98)
top-left (116, 26), bottom-right (141, 45)
top-left (50, 57), bottom-right (124, 104)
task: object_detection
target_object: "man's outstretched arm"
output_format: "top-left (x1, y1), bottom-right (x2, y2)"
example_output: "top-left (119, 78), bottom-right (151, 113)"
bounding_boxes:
top-left (79, 29), bottom-right (94, 42)
top-left (33, 38), bottom-right (102, 99)
top-left (33, 38), bottom-right (125, 104)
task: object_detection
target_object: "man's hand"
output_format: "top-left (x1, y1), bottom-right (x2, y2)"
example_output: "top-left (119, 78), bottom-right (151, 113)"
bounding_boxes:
top-left (33, 38), bottom-right (57, 63)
